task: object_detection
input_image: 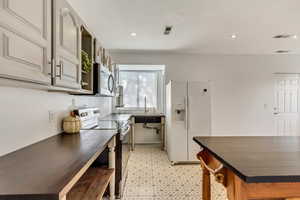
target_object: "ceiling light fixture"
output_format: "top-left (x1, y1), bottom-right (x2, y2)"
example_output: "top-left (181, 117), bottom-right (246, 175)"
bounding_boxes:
top-left (293, 35), bottom-right (298, 39)
top-left (231, 34), bottom-right (237, 39)
top-left (273, 34), bottom-right (291, 39)
top-left (275, 50), bottom-right (290, 54)
top-left (130, 32), bottom-right (137, 37)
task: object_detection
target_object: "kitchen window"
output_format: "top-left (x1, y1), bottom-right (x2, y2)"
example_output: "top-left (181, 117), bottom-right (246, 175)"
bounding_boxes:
top-left (118, 65), bottom-right (165, 112)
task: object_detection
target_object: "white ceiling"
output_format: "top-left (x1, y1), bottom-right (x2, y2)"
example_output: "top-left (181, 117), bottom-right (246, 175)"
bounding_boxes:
top-left (68, 0), bottom-right (300, 54)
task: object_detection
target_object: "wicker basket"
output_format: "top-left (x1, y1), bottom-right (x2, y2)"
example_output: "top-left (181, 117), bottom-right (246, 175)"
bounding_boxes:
top-left (63, 112), bottom-right (81, 134)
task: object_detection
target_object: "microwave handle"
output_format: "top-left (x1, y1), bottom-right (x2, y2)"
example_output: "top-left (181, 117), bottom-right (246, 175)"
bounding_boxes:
top-left (108, 75), bottom-right (115, 93)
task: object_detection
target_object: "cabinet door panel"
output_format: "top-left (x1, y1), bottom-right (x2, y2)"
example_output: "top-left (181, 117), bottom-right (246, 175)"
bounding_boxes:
top-left (53, 0), bottom-right (81, 89)
top-left (4, 33), bottom-right (44, 68)
top-left (61, 57), bottom-right (78, 82)
top-left (61, 12), bottom-right (78, 55)
top-left (7, 0), bottom-right (44, 33)
top-left (0, 0), bottom-right (51, 84)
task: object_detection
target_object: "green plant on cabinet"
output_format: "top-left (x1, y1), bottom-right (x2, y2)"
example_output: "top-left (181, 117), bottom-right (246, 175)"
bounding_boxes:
top-left (81, 50), bottom-right (92, 73)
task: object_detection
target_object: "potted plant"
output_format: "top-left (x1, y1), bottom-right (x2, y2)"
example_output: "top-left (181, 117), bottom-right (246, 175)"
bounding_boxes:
top-left (81, 50), bottom-right (92, 73)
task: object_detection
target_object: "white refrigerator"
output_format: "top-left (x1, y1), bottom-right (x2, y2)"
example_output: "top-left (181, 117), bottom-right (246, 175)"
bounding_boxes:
top-left (166, 81), bottom-right (211, 163)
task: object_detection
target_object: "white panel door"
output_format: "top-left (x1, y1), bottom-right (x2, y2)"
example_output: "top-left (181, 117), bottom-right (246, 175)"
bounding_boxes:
top-left (187, 81), bottom-right (211, 161)
top-left (0, 0), bottom-right (51, 84)
top-left (53, 0), bottom-right (81, 89)
top-left (274, 74), bottom-right (300, 136)
top-left (166, 81), bottom-right (188, 163)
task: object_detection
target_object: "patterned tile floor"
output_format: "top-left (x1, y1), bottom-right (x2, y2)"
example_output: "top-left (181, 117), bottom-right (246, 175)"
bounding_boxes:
top-left (122, 144), bottom-right (228, 200)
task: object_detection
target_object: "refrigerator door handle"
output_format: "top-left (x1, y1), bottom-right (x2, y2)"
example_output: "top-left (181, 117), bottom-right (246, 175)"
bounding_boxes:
top-left (185, 96), bottom-right (188, 130)
top-left (187, 95), bottom-right (190, 130)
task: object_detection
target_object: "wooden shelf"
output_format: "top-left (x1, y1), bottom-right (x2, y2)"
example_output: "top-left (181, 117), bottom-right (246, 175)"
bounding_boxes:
top-left (67, 168), bottom-right (114, 200)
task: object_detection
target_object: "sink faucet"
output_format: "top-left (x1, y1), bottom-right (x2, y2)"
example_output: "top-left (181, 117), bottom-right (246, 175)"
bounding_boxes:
top-left (144, 96), bottom-right (148, 113)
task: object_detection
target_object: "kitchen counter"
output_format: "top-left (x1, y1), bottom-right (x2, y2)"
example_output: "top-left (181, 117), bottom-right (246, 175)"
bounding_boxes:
top-left (131, 112), bottom-right (165, 117)
top-left (194, 136), bottom-right (300, 200)
top-left (102, 112), bottom-right (166, 151)
top-left (0, 130), bottom-right (117, 200)
top-left (100, 113), bottom-right (132, 121)
top-left (100, 112), bottom-right (165, 121)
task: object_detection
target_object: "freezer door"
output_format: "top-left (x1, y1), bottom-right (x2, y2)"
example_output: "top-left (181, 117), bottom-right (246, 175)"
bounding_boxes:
top-left (187, 81), bottom-right (211, 161)
top-left (166, 81), bottom-right (188, 163)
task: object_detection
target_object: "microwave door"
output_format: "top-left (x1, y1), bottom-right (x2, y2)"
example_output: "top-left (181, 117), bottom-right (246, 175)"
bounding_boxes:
top-left (99, 67), bottom-right (115, 96)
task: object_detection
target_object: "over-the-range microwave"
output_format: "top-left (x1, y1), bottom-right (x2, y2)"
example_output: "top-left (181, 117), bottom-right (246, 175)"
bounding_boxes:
top-left (93, 63), bottom-right (115, 96)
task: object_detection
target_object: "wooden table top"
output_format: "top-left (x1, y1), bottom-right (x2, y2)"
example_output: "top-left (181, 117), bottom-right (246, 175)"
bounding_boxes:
top-left (0, 130), bottom-right (117, 200)
top-left (193, 136), bottom-right (300, 183)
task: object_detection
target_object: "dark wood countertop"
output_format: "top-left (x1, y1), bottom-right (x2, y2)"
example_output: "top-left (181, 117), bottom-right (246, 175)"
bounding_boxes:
top-left (0, 130), bottom-right (117, 200)
top-left (193, 136), bottom-right (300, 183)
top-left (100, 113), bottom-right (132, 121)
top-left (101, 113), bottom-right (165, 122)
top-left (132, 113), bottom-right (165, 117)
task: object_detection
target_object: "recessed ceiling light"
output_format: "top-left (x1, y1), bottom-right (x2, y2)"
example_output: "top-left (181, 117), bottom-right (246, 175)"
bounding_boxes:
top-left (130, 32), bottom-right (137, 37)
top-left (231, 34), bottom-right (237, 39)
top-left (293, 35), bottom-right (298, 39)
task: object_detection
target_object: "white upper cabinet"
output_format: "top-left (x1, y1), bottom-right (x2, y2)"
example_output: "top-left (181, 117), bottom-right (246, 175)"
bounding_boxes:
top-left (52, 0), bottom-right (81, 89)
top-left (0, 0), bottom-right (52, 84)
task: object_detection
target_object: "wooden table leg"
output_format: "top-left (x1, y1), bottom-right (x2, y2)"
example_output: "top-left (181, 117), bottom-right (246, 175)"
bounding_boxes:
top-left (202, 167), bottom-right (211, 200)
top-left (234, 175), bottom-right (248, 200)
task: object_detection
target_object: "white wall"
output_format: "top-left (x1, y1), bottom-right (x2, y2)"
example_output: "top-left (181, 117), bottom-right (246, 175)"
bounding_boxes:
top-left (0, 86), bottom-right (112, 156)
top-left (112, 52), bottom-right (300, 137)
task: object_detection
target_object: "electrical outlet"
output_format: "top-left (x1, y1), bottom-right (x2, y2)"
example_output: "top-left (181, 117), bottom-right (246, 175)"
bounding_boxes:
top-left (48, 111), bottom-right (55, 122)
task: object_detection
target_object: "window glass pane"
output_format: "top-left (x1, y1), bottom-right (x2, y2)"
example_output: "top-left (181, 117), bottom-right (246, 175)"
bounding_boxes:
top-left (138, 72), bottom-right (157, 108)
top-left (119, 71), bottom-right (158, 109)
top-left (119, 71), bottom-right (138, 108)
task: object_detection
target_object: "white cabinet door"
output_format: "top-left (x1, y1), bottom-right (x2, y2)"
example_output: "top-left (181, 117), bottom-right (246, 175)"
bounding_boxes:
top-left (53, 0), bottom-right (81, 89)
top-left (0, 0), bottom-right (51, 84)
